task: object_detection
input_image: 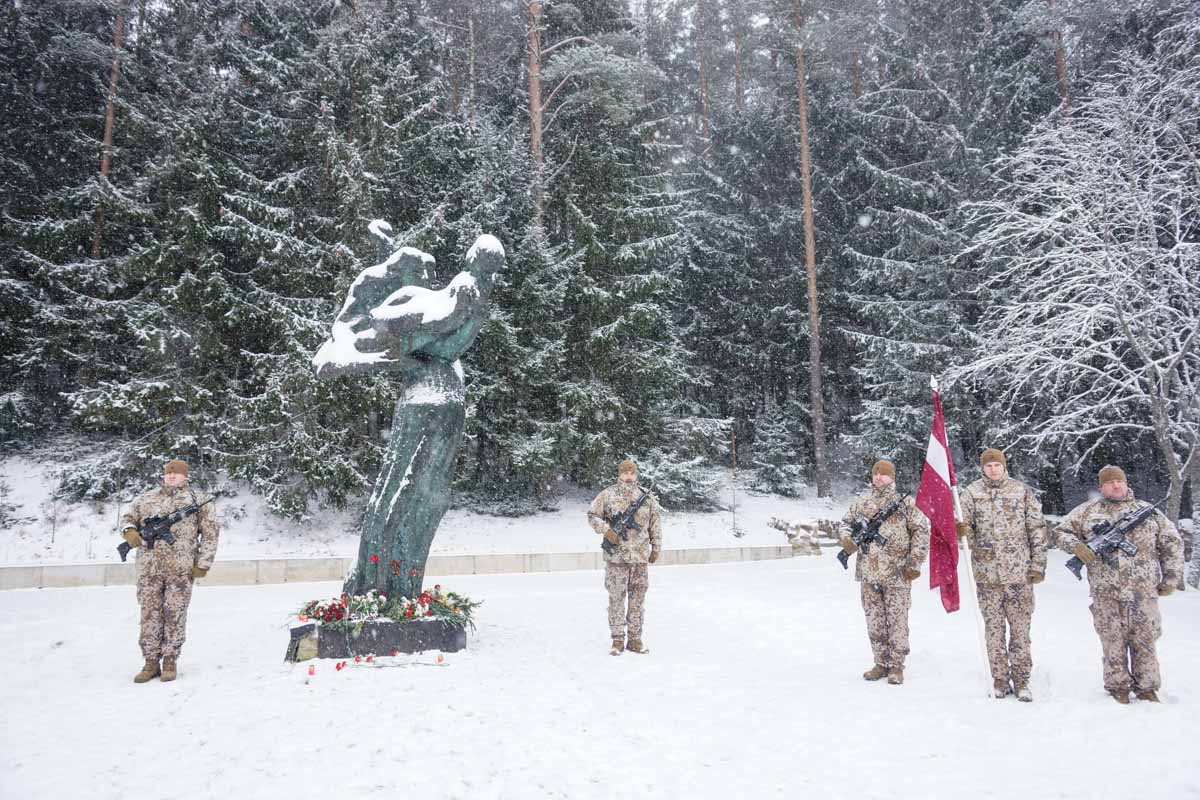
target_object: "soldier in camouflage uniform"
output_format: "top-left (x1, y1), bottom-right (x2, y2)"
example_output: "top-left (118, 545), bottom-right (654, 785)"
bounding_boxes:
top-left (121, 459), bottom-right (219, 683)
top-left (838, 460), bottom-right (930, 685)
top-left (1055, 465), bottom-right (1184, 704)
top-left (956, 448), bottom-right (1047, 702)
top-left (588, 460), bottom-right (662, 656)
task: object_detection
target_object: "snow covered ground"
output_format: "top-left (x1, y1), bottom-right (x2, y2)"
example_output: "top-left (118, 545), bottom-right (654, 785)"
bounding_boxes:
top-left (2, 554), bottom-right (1197, 799)
top-left (0, 455), bottom-right (850, 564)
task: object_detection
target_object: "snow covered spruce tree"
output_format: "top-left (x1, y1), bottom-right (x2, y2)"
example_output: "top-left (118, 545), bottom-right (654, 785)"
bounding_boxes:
top-left (954, 42), bottom-right (1200, 524)
top-left (834, 0), bottom-right (1060, 470)
top-left (523, 0), bottom-right (701, 501)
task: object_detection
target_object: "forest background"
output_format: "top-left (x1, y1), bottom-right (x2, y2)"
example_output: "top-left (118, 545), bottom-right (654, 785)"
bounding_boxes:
top-left (1, 0), bottom-right (1196, 525)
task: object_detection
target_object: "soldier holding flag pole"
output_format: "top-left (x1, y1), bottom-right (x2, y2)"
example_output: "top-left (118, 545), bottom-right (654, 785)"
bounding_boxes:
top-left (915, 377), bottom-right (993, 695)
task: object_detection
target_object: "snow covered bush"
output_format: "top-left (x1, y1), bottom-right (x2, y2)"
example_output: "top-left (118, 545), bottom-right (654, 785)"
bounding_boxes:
top-left (634, 448), bottom-right (724, 512)
top-left (749, 402), bottom-right (809, 497)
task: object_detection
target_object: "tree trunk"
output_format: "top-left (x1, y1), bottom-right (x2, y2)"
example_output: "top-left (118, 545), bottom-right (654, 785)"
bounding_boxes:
top-left (91, 9), bottom-right (127, 259)
top-left (527, 1), bottom-right (545, 226)
top-left (792, 0), bottom-right (830, 497)
top-left (733, 22), bottom-right (745, 113)
top-left (641, 0), bottom-right (655, 106)
top-left (1047, 0), bottom-right (1070, 112)
top-left (695, 1), bottom-right (712, 144)
top-left (135, 0), bottom-right (147, 59)
top-left (467, 8), bottom-right (477, 124)
top-left (851, 49), bottom-right (863, 99)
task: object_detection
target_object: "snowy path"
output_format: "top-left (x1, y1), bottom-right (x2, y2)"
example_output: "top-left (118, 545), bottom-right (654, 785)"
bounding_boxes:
top-left (1, 555), bottom-right (1197, 799)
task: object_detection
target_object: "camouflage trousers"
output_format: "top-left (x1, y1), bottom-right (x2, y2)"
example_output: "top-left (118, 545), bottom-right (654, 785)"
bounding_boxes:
top-left (860, 582), bottom-right (911, 669)
top-left (1089, 593), bottom-right (1163, 693)
top-left (137, 571), bottom-right (194, 660)
top-left (976, 583), bottom-right (1034, 685)
top-left (605, 562), bottom-right (649, 640)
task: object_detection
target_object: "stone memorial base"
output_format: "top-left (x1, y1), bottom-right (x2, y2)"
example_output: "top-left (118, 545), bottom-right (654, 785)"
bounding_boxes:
top-left (285, 619), bottom-right (467, 662)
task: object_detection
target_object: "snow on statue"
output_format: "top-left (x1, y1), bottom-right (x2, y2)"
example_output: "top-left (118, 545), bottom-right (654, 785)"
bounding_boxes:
top-left (313, 221), bottom-right (504, 599)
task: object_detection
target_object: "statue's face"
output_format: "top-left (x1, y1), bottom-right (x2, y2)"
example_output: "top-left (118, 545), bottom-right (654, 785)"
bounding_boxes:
top-left (983, 461), bottom-right (1005, 481)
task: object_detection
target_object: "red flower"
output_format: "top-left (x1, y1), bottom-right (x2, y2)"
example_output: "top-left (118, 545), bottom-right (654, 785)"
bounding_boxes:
top-left (426, 609), bottom-right (432, 616)
top-left (298, 614), bottom-right (308, 622)
top-left (341, 593), bottom-right (347, 600)
top-left (308, 665), bottom-right (316, 676)
top-left (391, 649), bottom-right (398, 657)
top-left (335, 662), bottom-right (345, 671)
top-left (366, 655), bottom-right (374, 663)
top-left (436, 655), bottom-right (443, 664)
top-left (434, 584), bottom-right (441, 591)
top-left (354, 655), bottom-right (362, 664)
top-left (370, 554), bottom-right (379, 564)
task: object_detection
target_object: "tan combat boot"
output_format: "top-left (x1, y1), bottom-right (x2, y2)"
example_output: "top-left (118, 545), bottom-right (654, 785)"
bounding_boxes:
top-left (887, 667), bottom-right (904, 685)
top-left (993, 678), bottom-right (1011, 699)
top-left (1109, 690), bottom-right (1130, 705)
top-left (1014, 683), bottom-right (1033, 703)
top-left (862, 664), bottom-right (888, 681)
top-left (160, 656), bottom-right (178, 682)
top-left (610, 637), bottom-right (624, 656)
top-left (133, 658), bottom-right (160, 684)
top-left (626, 639), bottom-right (649, 655)
top-left (1135, 690), bottom-right (1160, 703)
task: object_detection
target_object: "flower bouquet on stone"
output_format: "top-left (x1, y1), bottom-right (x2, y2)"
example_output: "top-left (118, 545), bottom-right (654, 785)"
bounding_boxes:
top-left (299, 583), bottom-right (480, 634)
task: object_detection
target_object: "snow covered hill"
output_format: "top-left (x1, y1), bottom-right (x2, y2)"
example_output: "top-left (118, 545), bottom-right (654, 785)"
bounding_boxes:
top-left (0, 455), bottom-right (851, 564)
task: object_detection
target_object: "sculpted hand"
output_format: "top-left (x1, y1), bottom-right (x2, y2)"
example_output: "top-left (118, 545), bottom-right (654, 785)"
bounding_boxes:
top-left (191, 566), bottom-right (208, 579)
top-left (1157, 584), bottom-right (1175, 597)
top-left (1072, 542), bottom-right (1097, 565)
top-left (649, 548), bottom-right (660, 564)
top-left (955, 523), bottom-right (971, 539)
top-left (903, 568), bottom-right (921, 582)
top-left (1027, 571), bottom-right (1045, 585)
top-left (603, 528), bottom-right (621, 546)
top-left (122, 527), bottom-right (143, 548)
top-left (839, 536), bottom-right (858, 554)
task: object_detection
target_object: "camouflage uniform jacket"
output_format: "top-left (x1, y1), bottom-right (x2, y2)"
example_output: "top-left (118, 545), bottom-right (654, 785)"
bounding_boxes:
top-left (958, 476), bottom-right (1048, 585)
top-left (588, 482), bottom-right (663, 565)
top-left (122, 483), bottom-right (219, 577)
top-left (840, 485), bottom-right (931, 587)
top-left (1055, 490), bottom-right (1184, 600)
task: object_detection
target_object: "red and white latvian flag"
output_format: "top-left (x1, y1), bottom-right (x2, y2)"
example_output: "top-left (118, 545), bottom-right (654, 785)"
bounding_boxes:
top-left (915, 378), bottom-right (961, 613)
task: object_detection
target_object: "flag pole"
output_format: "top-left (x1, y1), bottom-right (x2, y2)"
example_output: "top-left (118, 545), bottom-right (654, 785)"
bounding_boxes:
top-left (931, 375), bottom-right (992, 697)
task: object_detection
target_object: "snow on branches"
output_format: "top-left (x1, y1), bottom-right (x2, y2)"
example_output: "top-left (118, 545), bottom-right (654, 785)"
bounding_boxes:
top-left (955, 50), bottom-right (1200, 519)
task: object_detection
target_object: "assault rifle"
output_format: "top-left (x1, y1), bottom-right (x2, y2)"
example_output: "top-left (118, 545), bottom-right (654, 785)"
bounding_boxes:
top-left (602, 486), bottom-right (654, 556)
top-left (1065, 495), bottom-right (1168, 580)
top-left (837, 495), bottom-right (908, 570)
top-left (117, 496), bottom-right (215, 562)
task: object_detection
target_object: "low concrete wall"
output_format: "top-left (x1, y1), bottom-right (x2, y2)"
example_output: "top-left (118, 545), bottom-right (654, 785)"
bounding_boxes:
top-left (0, 545), bottom-right (795, 590)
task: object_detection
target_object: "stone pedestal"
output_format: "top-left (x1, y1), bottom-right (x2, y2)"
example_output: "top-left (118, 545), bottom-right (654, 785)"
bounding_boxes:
top-left (285, 619), bottom-right (467, 662)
